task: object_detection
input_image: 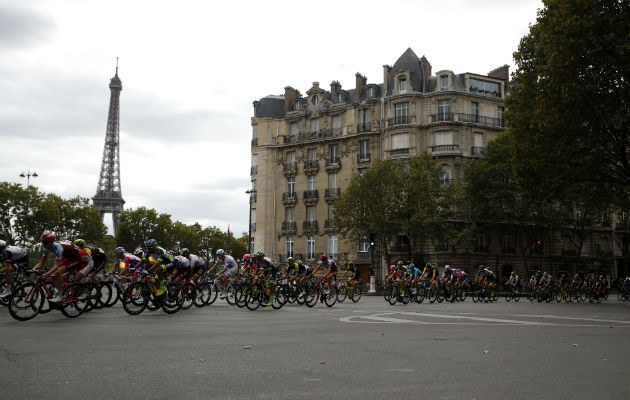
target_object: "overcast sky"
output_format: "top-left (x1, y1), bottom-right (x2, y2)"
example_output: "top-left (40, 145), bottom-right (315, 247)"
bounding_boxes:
top-left (0, 0), bottom-right (542, 235)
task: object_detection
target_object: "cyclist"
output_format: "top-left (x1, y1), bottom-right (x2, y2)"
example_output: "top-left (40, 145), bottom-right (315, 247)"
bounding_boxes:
top-left (421, 263), bottom-right (439, 294)
top-left (74, 239), bottom-right (107, 286)
top-left (32, 233), bottom-right (93, 302)
top-left (113, 247), bottom-right (142, 282)
top-left (255, 252), bottom-right (279, 306)
top-left (133, 239), bottom-right (173, 296)
top-left (0, 240), bottom-right (29, 299)
top-left (338, 261), bottom-right (361, 294)
top-left (441, 265), bottom-right (456, 299)
top-left (479, 265), bottom-right (497, 299)
top-left (286, 256), bottom-right (299, 279)
top-left (506, 271), bottom-right (520, 292)
top-left (210, 249), bottom-right (239, 299)
top-left (180, 248), bottom-right (205, 285)
top-left (318, 253), bottom-right (338, 286)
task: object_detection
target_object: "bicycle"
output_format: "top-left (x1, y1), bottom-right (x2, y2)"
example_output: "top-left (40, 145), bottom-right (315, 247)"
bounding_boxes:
top-left (121, 273), bottom-right (182, 315)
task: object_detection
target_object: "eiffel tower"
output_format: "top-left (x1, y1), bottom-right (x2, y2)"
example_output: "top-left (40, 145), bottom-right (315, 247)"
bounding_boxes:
top-left (93, 59), bottom-right (125, 233)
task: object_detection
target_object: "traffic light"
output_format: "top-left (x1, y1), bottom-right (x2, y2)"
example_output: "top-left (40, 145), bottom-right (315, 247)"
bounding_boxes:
top-left (369, 232), bottom-right (375, 248)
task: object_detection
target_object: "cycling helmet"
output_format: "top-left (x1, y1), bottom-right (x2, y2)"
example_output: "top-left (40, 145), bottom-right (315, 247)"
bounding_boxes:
top-left (445, 265), bottom-right (451, 270)
top-left (390, 265), bottom-right (396, 271)
top-left (40, 232), bottom-right (55, 243)
top-left (181, 248), bottom-right (190, 257)
top-left (543, 272), bottom-right (548, 276)
top-left (287, 256), bottom-right (294, 262)
top-left (243, 253), bottom-right (251, 261)
top-left (320, 253), bottom-right (328, 261)
top-left (397, 261), bottom-right (404, 266)
top-left (216, 249), bottom-right (225, 257)
top-left (134, 248), bottom-right (144, 258)
top-left (511, 271), bottom-right (515, 276)
top-left (348, 261), bottom-right (354, 266)
top-left (574, 274), bottom-right (579, 278)
top-left (0, 239), bottom-right (6, 248)
top-left (74, 239), bottom-right (85, 247)
top-left (114, 246), bottom-right (125, 254)
top-left (479, 265), bottom-right (485, 270)
top-left (145, 238), bottom-right (157, 248)
top-left (296, 260), bottom-right (303, 265)
top-left (409, 263), bottom-right (414, 269)
top-left (255, 251), bottom-right (265, 259)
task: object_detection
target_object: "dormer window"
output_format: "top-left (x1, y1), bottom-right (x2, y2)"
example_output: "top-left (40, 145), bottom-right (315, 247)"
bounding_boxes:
top-left (440, 75), bottom-right (448, 91)
top-left (293, 101), bottom-right (301, 111)
top-left (398, 77), bottom-right (407, 93)
top-left (312, 96), bottom-right (319, 106)
top-left (367, 87), bottom-right (375, 98)
top-left (337, 92), bottom-right (343, 103)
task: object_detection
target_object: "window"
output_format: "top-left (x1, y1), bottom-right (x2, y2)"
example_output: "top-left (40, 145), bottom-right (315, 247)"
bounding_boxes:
top-left (368, 87), bottom-right (375, 97)
top-left (328, 234), bottom-right (338, 259)
top-left (329, 144), bottom-right (339, 161)
top-left (359, 139), bottom-right (369, 159)
top-left (287, 151), bottom-right (296, 163)
top-left (286, 237), bottom-right (294, 258)
top-left (440, 75), bottom-right (448, 91)
top-left (359, 108), bottom-right (369, 124)
top-left (469, 78), bottom-right (500, 97)
top-left (328, 173), bottom-right (338, 189)
top-left (437, 99), bottom-right (451, 120)
top-left (327, 204), bottom-right (335, 219)
top-left (287, 177), bottom-right (295, 194)
top-left (441, 165), bottom-right (452, 186)
top-left (391, 133), bottom-right (409, 150)
top-left (502, 235), bottom-right (516, 253)
top-left (312, 96), bottom-right (319, 106)
top-left (398, 76), bottom-right (407, 93)
top-left (294, 101), bottom-right (301, 111)
top-left (394, 102), bottom-right (409, 124)
top-left (306, 205), bottom-right (316, 221)
top-left (252, 124), bottom-right (258, 139)
top-left (475, 233), bottom-right (488, 252)
top-left (306, 236), bottom-right (315, 260)
top-left (251, 154), bottom-right (258, 173)
top-left (285, 206), bottom-right (295, 222)
top-left (307, 148), bottom-right (317, 161)
top-left (359, 235), bottom-right (369, 252)
top-left (471, 101), bottom-right (479, 117)
top-left (337, 92), bottom-right (343, 103)
top-left (497, 106), bottom-right (505, 125)
top-left (358, 168), bottom-right (367, 176)
top-left (251, 208), bottom-right (256, 226)
top-left (307, 175), bottom-right (316, 191)
top-left (249, 237), bottom-right (254, 253)
top-left (290, 121), bottom-right (298, 136)
top-left (332, 115), bottom-right (341, 136)
top-left (310, 118), bottom-right (320, 136)
top-left (474, 133), bottom-right (483, 147)
top-left (435, 131), bottom-right (453, 145)
top-left (251, 179), bottom-right (256, 191)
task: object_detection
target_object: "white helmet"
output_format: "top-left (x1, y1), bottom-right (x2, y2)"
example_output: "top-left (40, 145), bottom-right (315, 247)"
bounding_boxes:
top-left (0, 239), bottom-right (6, 248)
top-left (216, 249), bottom-right (225, 256)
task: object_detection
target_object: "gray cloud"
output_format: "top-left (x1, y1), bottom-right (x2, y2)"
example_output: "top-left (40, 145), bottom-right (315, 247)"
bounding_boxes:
top-left (0, 3), bottom-right (55, 50)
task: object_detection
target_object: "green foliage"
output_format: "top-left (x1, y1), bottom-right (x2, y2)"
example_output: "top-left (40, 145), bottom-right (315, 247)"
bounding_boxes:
top-left (508, 0), bottom-right (630, 208)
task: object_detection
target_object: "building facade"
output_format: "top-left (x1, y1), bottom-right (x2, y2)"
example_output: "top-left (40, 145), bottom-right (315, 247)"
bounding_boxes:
top-left (250, 48), bottom-right (628, 281)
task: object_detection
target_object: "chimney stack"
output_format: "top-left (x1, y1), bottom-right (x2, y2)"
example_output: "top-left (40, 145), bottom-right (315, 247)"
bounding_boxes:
top-left (284, 86), bottom-right (301, 113)
top-left (355, 73), bottom-right (367, 99)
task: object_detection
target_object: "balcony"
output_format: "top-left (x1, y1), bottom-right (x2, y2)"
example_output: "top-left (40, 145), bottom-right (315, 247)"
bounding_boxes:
top-left (389, 148), bottom-right (409, 155)
top-left (458, 113), bottom-right (505, 128)
top-left (283, 162), bottom-right (298, 177)
top-left (303, 160), bottom-right (319, 174)
top-left (324, 219), bottom-right (338, 232)
top-left (325, 157), bottom-right (341, 172)
top-left (283, 134), bottom-right (299, 144)
top-left (357, 122), bottom-right (371, 132)
top-left (357, 153), bottom-right (370, 163)
top-left (430, 144), bottom-right (460, 155)
top-left (325, 188), bottom-right (341, 202)
top-left (249, 193), bottom-right (257, 203)
top-left (250, 166), bottom-right (258, 175)
top-left (303, 220), bottom-right (319, 233)
top-left (471, 146), bottom-right (487, 157)
top-left (387, 115), bottom-right (413, 127)
top-left (303, 190), bottom-right (319, 204)
top-left (282, 192), bottom-right (297, 205)
top-left (331, 127), bottom-right (342, 136)
top-left (430, 113), bottom-right (455, 122)
top-left (251, 138), bottom-right (258, 147)
top-left (281, 221), bottom-right (297, 234)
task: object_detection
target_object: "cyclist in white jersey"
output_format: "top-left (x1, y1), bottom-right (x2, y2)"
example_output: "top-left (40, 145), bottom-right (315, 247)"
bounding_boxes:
top-left (1, 240), bottom-right (29, 298)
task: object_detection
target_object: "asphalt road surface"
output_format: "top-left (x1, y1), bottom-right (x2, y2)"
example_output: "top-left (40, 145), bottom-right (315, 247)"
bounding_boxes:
top-left (2, 296), bottom-right (629, 400)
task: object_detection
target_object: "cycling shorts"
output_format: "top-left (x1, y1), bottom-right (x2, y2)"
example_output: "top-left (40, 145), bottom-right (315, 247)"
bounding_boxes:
top-left (224, 265), bottom-right (239, 277)
top-left (92, 258), bottom-right (107, 274)
top-left (192, 264), bottom-right (205, 276)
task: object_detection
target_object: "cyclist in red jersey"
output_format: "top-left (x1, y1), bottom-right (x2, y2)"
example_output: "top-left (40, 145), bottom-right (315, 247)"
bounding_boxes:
top-left (32, 233), bottom-right (93, 302)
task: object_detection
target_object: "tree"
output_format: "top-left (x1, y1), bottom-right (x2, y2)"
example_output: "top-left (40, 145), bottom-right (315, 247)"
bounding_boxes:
top-left (116, 207), bottom-right (174, 251)
top-left (508, 0), bottom-right (630, 209)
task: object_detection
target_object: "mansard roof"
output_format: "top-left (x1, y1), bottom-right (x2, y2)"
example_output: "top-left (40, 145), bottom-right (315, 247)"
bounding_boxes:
top-left (253, 95), bottom-right (285, 118)
top-left (387, 48), bottom-right (424, 95)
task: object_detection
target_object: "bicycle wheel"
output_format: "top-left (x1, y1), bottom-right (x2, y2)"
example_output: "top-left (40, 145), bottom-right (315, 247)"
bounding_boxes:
top-left (85, 283), bottom-right (103, 311)
top-left (8, 282), bottom-right (44, 321)
top-left (205, 283), bottom-right (219, 305)
top-left (272, 286), bottom-right (286, 310)
top-left (96, 282), bottom-right (112, 308)
top-left (161, 283), bottom-right (182, 314)
top-left (336, 284), bottom-right (347, 303)
top-left (122, 282), bottom-right (149, 315)
top-left (513, 290), bottom-right (521, 302)
top-left (225, 284), bottom-right (237, 306)
top-left (388, 286), bottom-right (398, 305)
top-left (104, 282), bottom-right (119, 307)
top-left (436, 286), bottom-right (444, 303)
top-left (351, 285), bottom-right (363, 303)
top-left (181, 282), bottom-right (196, 310)
top-left (61, 283), bottom-right (90, 318)
top-left (295, 286), bottom-right (306, 305)
top-left (304, 284), bottom-right (318, 308)
top-left (324, 286), bottom-right (337, 308)
top-left (235, 284), bottom-right (248, 308)
top-left (194, 282), bottom-right (212, 307)
top-left (245, 285), bottom-right (261, 311)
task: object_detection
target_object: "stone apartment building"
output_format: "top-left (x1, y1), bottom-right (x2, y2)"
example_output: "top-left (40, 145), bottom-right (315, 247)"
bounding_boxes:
top-left (249, 48), bottom-right (628, 282)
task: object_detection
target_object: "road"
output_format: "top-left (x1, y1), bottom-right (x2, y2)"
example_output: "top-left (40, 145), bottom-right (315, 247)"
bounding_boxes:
top-left (1, 296), bottom-right (629, 400)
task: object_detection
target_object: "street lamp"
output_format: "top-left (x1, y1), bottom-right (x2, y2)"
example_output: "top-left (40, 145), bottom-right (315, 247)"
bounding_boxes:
top-left (245, 189), bottom-right (257, 254)
top-left (19, 170), bottom-right (38, 187)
